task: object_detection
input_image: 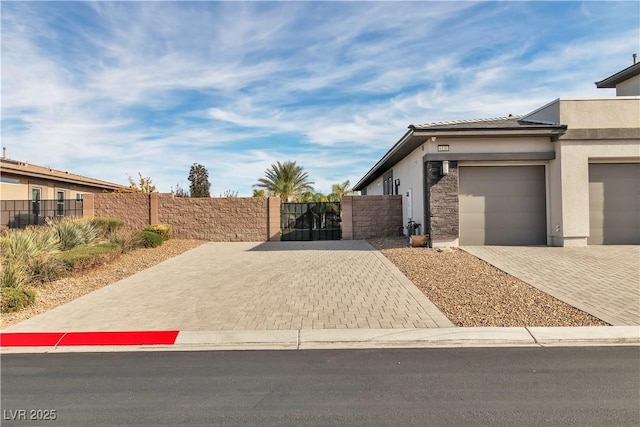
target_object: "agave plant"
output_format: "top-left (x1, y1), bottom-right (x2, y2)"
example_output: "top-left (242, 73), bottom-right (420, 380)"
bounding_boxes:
top-left (2, 227), bottom-right (60, 260)
top-left (0, 259), bottom-right (30, 289)
top-left (46, 217), bottom-right (98, 250)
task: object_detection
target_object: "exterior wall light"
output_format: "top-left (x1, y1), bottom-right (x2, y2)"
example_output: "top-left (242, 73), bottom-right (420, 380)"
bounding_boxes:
top-left (394, 178), bottom-right (400, 195)
top-left (442, 160), bottom-right (450, 176)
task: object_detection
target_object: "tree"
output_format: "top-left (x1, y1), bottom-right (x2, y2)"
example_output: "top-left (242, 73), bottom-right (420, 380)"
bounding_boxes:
top-left (252, 189), bottom-right (267, 198)
top-left (117, 172), bottom-right (156, 193)
top-left (188, 163), bottom-right (211, 197)
top-left (171, 182), bottom-right (189, 197)
top-left (220, 189), bottom-right (238, 198)
top-left (300, 191), bottom-right (328, 203)
top-left (254, 160), bottom-right (314, 201)
top-left (328, 180), bottom-right (352, 202)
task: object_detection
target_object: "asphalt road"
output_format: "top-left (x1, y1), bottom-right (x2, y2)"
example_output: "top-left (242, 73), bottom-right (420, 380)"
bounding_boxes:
top-left (1, 347), bottom-right (639, 426)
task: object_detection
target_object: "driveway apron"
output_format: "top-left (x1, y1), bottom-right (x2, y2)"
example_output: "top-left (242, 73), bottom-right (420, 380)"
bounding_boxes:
top-left (5, 241), bottom-right (453, 332)
top-left (461, 246), bottom-right (640, 326)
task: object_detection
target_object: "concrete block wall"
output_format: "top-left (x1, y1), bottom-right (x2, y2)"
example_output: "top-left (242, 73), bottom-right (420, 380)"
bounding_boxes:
top-left (85, 193), bottom-right (401, 242)
top-left (345, 195), bottom-right (403, 240)
top-left (84, 193), bottom-right (280, 242)
top-left (426, 161), bottom-right (459, 240)
top-left (158, 195), bottom-right (270, 241)
top-left (90, 193), bottom-right (151, 232)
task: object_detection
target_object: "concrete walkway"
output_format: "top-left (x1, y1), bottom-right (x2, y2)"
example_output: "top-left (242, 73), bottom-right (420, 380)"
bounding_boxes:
top-left (461, 246), bottom-right (640, 326)
top-left (4, 241), bottom-right (453, 333)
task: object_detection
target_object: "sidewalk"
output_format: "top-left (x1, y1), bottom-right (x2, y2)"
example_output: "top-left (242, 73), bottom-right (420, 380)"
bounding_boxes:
top-left (2, 326), bottom-right (638, 353)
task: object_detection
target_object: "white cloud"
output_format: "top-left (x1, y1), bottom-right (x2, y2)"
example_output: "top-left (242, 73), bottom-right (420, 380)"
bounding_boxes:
top-left (1, 1), bottom-right (638, 196)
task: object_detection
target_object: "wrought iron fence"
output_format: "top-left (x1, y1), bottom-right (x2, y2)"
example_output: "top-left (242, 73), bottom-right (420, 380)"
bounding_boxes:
top-left (1, 199), bottom-right (84, 229)
top-left (281, 202), bottom-right (341, 241)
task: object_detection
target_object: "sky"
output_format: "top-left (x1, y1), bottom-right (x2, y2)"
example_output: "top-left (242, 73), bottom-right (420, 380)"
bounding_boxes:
top-left (1, 1), bottom-right (639, 196)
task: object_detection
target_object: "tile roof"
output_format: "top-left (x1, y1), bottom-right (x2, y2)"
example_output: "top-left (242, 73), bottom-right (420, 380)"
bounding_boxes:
top-left (1, 158), bottom-right (125, 190)
top-left (411, 116), bottom-right (561, 130)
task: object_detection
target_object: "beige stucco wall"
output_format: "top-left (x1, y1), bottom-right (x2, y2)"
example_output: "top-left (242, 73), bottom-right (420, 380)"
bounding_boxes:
top-left (559, 98), bottom-right (640, 129)
top-left (549, 139), bottom-right (640, 246)
top-left (616, 74), bottom-right (640, 96)
top-left (524, 98), bottom-right (640, 129)
top-left (365, 136), bottom-right (555, 237)
top-left (1, 178), bottom-right (101, 201)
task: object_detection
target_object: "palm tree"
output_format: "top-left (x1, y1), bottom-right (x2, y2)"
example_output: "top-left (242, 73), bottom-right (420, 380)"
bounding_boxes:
top-left (328, 180), bottom-right (352, 202)
top-left (300, 191), bottom-right (328, 203)
top-left (254, 161), bottom-right (314, 201)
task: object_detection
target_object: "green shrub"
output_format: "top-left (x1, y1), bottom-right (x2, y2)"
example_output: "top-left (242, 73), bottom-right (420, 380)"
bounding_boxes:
top-left (46, 217), bottom-right (98, 250)
top-left (57, 243), bottom-right (121, 270)
top-left (91, 217), bottom-right (125, 237)
top-left (142, 224), bottom-right (172, 241)
top-left (31, 256), bottom-right (68, 283)
top-left (1, 287), bottom-right (36, 313)
top-left (108, 228), bottom-right (144, 251)
top-left (138, 230), bottom-right (164, 248)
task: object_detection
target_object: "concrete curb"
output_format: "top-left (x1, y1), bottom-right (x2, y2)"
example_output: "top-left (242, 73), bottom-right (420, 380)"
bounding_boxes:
top-left (2, 326), bottom-right (638, 353)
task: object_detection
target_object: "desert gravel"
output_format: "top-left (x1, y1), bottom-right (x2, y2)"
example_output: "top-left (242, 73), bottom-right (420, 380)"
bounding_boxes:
top-left (1, 239), bottom-right (206, 329)
top-left (368, 237), bottom-right (608, 327)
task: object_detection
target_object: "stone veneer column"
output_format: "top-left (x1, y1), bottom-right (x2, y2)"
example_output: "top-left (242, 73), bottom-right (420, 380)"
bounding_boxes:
top-left (267, 196), bottom-right (281, 241)
top-left (426, 161), bottom-right (459, 241)
top-left (341, 196), bottom-right (354, 240)
top-left (82, 193), bottom-right (95, 218)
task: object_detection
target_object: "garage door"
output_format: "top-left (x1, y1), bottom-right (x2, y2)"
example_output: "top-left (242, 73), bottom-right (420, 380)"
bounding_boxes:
top-left (588, 163), bottom-right (640, 245)
top-left (459, 166), bottom-right (546, 245)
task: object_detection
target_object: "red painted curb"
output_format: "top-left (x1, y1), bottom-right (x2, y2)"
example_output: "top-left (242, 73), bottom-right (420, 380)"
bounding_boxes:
top-left (0, 331), bottom-right (179, 347)
top-left (0, 332), bottom-right (65, 347)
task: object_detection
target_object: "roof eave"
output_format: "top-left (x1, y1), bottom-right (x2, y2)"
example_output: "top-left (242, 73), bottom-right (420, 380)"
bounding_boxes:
top-left (353, 126), bottom-right (567, 191)
top-left (595, 62), bottom-right (640, 88)
top-left (1, 165), bottom-right (125, 190)
top-left (353, 128), bottom-right (416, 191)
top-left (412, 127), bottom-right (567, 137)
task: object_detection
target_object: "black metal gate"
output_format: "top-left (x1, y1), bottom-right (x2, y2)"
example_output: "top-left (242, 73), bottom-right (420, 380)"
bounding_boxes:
top-left (281, 202), bottom-right (341, 241)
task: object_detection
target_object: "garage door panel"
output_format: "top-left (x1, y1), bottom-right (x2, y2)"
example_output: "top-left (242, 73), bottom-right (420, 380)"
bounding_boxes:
top-left (462, 181), bottom-right (545, 197)
top-left (481, 196), bottom-right (544, 213)
top-left (588, 163), bottom-right (640, 245)
top-left (485, 213), bottom-right (546, 229)
top-left (459, 166), bottom-right (546, 246)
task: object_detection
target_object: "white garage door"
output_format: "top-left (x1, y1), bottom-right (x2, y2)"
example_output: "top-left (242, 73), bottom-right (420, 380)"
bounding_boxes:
top-left (588, 163), bottom-right (640, 245)
top-left (459, 166), bottom-right (546, 245)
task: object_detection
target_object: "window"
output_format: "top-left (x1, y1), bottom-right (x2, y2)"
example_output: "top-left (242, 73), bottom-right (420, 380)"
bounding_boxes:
top-left (32, 188), bottom-right (41, 216)
top-left (57, 191), bottom-right (65, 216)
top-left (383, 171), bottom-right (394, 195)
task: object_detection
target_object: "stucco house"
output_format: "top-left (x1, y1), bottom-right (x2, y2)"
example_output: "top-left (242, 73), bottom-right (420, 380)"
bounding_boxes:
top-left (1, 152), bottom-right (125, 227)
top-left (354, 62), bottom-right (640, 246)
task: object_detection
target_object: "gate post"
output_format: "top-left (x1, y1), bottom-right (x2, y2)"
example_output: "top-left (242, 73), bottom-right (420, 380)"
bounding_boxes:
top-left (342, 196), bottom-right (354, 240)
top-left (267, 196), bottom-right (281, 241)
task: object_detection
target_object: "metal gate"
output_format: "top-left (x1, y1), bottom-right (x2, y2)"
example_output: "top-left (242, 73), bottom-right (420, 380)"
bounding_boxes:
top-left (281, 202), bottom-right (341, 241)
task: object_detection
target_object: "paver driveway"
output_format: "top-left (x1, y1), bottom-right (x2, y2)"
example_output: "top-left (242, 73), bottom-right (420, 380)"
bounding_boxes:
top-left (462, 246), bottom-right (640, 326)
top-left (5, 241), bottom-right (453, 332)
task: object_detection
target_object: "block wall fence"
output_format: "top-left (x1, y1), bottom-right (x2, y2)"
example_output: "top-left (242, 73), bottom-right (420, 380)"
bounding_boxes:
top-left (82, 193), bottom-right (402, 242)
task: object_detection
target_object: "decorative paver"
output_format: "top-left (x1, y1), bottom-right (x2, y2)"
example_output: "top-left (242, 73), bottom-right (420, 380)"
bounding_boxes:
top-left (5, 241), bottom-right (453, 332)
top-left (461, 246), bottom-right (640, 326)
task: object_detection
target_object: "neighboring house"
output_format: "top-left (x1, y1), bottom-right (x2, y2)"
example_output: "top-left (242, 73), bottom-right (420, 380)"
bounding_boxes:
top-left (0, 153), bottom-right (126, 227)
top-left (354, 62), bottom-right (640, 246)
